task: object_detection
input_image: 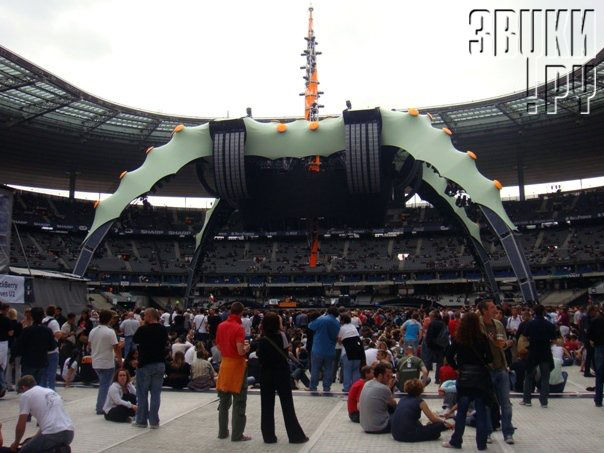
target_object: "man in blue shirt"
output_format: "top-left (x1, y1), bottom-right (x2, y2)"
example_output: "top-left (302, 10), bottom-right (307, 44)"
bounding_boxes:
top-left (308, 307), bottom-right (340, 392)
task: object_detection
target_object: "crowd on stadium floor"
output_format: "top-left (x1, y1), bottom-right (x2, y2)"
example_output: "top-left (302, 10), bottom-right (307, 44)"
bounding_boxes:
top-left (1, 300), bottom-right (604, 451)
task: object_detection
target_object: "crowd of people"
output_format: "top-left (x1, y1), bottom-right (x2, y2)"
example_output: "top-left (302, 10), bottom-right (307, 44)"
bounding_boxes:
top-left (1, 300), bottom-right (604, 450)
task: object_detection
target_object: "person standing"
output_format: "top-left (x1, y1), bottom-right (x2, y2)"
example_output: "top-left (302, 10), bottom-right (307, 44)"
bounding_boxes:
top-left (338, 313), bottom-right (364, 392)
top-left (521, 305), bottom-right (556, 408)
top-left (587, 307), bottom-right (604, 407)
top-left (215, 302), bottom-right (251, 442)
top-left (0, 303), bottom-right (13, 397)
top-left (257, 312), bottom-right (308, 444)
top-left (308, 307), bottom-right (340, 392)
top-left (580, 306), bottom-right (597, 377)
top-left (89, 310), bottom-right (121, 415)
top-left (425, 311), bottom-right (448, 383)
top-left (193, 309), bottom-right (209, 344)
top-left (401, 312), bottom-right (421, 353)
top-left (16, 308), bottom-right (55, 385)
top-left (479, 300), bottom-right (515, 444)
top-left (41, 306), bottom-right (63, 390)
top-left (132, 308), bottom-right (168, 428)
top-left (119, 312), bottom-right (140, 360)
top-left (443, 312), bottom-right (493, 451)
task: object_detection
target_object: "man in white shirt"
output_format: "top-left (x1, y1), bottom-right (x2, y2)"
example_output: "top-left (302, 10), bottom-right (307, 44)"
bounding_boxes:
top-left (241, 312), bottom-right (252, 340)
top-left (11, 375), bottom-right (74, 452)
top-left (193, 309), bottom-right (209, 343)
top-left (41, 306), bottom-right (63, 390)
top-left (506, 307), bottom-right (522, 335)
top-left (89, 310), bottom-right (121, 415)
top-left (159, 310), bottom-right (171, 327)
top-left (120, 312), bottom-right (140, 359)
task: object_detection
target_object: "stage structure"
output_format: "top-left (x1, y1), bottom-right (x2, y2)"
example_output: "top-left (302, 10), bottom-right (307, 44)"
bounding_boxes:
top-left (73, 7), bottom-right (537, 305)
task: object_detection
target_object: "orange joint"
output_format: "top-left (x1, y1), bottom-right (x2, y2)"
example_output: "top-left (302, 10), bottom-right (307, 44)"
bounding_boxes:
top-left (93, 200), bottom-right (100, 209)
top-left (494, 180), bottom-right (503, 190)
top-left (309, 121), bottom-right (319, 131)
top-left (308, 155), bottom-right (322, 173)
top-left (145, 146), bottom-right (154, 155)
top-left (467, 151), bottom-right (477, 160)
top-left (408, 108), bottom-right (419, 117)
top-left (173, 124), bottom-right (185, 133)
top-left (119, 171), bottom-right (127, 179)
top-left (276, 123), bottom-right (287, 133)
top-left (443, 127), bottom-right (453, 136)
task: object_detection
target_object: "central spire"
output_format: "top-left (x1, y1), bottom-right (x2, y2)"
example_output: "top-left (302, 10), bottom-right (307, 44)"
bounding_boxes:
top-left (301, 5), bottom-right (323, 121)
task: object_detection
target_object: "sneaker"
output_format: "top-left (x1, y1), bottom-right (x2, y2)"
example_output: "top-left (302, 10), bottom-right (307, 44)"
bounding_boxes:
top-left (486, 435), bottom-right (493, 444)
top-left (540, 403), bottom-right (548, 408)
top-left (519, 401), bottom-right (531, 406)
top-left (149, 424), bottom-right (159, 429)
top-left (504, 435), bottom-right (514, 444)
top-left (595, 403), bottom-right (603, 408)
top-left (132, 422), bottom-right (147, 428)
top-left (442, 441), bottom-right (460, 449)
top-left (586, 386), bottom-right (596, 392)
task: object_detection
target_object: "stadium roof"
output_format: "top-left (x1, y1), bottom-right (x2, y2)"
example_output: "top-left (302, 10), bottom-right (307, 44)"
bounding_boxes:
top-left (1, 44), bottom-right (603, 197)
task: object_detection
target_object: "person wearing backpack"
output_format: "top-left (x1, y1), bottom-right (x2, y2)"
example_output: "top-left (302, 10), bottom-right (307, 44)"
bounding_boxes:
top-left (41, 306), bottom-right (64, 390)
top-left (426, 311), bottom-right (448, 384)
top-left (16, 307), bottom-right (56, 387)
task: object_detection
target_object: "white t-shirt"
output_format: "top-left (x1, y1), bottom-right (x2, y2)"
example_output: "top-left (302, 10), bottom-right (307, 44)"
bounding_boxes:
top-left (365, 348), bottom-right (378, 365)
top-left (120, 318), bottom-right (140, 336)
top-left (62, 359), bottom-right (78, 381)
top-left (42, 316), bottom-right (60, 354)
top-left (339, 324), bottom-right (359, 341)
top-left (89, 325), bottom-right (118, 369)
top-left (172, 341), bottom-right (193, 357)
top-left (20, 386), bottom-right (74, 434)
top-left (241, 317), bottom-right (252, 337)
top-left (194, 314), bottom-right (207, 333)
top-left (551, 345), bottom-right (565, 361)
top-left (351, 316), bottom-right (360, 328)
top-left (160, 312), bottom-right (171, 327)
top-left (184, 346), bottom-right (197, 365)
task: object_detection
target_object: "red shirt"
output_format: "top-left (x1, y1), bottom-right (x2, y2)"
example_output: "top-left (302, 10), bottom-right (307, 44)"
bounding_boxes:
top-left (216, 315), bottom-right (245, 359)
top-left (439, 364), bottom-right (458, 383)
top-left (347, 378), bottom-right (367, 413)
top-left (448, 319), bottom-right (459, 338)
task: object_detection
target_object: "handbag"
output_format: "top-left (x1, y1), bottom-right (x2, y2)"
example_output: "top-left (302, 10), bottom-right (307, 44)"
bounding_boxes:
top-left (262, 335), bottom-right (303, 368)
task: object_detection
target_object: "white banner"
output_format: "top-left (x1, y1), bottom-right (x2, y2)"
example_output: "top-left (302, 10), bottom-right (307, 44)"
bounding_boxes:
top-left (0, 274), bottom-right (25, 304)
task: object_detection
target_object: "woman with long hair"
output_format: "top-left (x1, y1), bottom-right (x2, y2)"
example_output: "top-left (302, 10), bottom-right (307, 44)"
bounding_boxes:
top-left (163, 351), bottom-right (190, 390)
top-left (104, 369), bottom-right (137, 423)
top-left (257, 312), bottom-right (308, 444)
top-left (442, 312), bottom-right (493, 451)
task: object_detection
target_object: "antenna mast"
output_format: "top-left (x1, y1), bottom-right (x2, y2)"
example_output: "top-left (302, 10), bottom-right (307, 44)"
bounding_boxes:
top-left (301, 5), bottom-right (323, 121)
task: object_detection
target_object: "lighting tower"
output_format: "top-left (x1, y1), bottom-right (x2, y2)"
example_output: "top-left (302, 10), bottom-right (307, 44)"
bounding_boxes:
top-left (301, 5), bottom-right (323, 121)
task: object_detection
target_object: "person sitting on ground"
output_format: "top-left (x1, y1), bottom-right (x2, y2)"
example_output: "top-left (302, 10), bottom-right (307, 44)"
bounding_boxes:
top-left (104, 369), bottom-right (137, 423)
top-left (163, 351), bottom-right (191, 390)
top-left (347, 365), bottom-right (373, 423)
top-left (438, 380), bottom-right (458, 415)
top-left (61, 351), bottom-right (79, 388)
top-left (11, 375), bottom-right (74, 453)
top-left (396, 344), bottom-right (431, 392)
top-left (535, 357), bottom-right (568, 394)
top-left (391, 378), bottom-right (452, 442)
top-left (188, 346), bottom-right (216, 391)
top-left (551, 337), bottom-right (574, 366)
top-left (359, 362), bottom-right (397, 434)
top-left (438, 358), bottom-right (458, 384)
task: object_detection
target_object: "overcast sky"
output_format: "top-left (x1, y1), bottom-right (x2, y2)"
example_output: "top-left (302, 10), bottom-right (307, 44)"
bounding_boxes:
top-left (1, 0), bottom-right (602, 118)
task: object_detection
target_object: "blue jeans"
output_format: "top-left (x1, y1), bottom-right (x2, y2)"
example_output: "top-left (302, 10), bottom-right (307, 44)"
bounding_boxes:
top-left (450, 394), bottom-right (489, 450)
top-left (124, 336), bottom-right (134, 359)
top-left (41, 352), bottom-right (59, 390)
top-left (136, 362), bottom-right (165, 426)
top-left (94, 367), bottom-right (115, 414)
top-left (594, 345), bottom-right (604, 405)
top-left (340, 354), bottom-right (360, 392)
top-left (487, 369), bottom-right (514, 437)
top-left (309, 353), bottom-right (334, 391)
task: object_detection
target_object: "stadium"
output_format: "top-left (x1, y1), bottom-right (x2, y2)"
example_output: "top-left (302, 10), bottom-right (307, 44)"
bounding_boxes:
top-left (2, 45), bottom-right (604, 311)
top-left (1, 2), bottom-right (604, 452)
